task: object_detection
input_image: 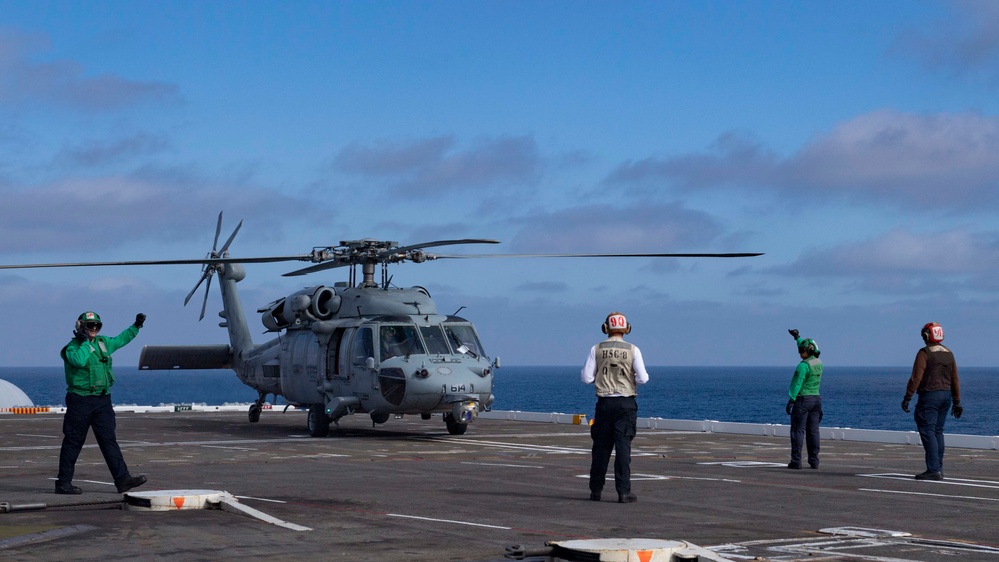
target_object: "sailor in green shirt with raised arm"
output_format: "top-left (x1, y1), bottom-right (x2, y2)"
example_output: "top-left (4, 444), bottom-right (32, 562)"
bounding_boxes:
top-left (55, 311), bottom-right (148, 495)
top-left (786, 328), bottom-right (823, 470)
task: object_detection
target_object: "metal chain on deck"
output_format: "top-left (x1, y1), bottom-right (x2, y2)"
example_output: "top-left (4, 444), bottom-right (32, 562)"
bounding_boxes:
top-left (47, 498), bottom-right (123, 509)
top-left (1, 499), bottom-right (122, 513)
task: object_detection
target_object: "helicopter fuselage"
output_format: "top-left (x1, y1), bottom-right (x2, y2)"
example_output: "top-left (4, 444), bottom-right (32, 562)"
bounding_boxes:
top-left (243, 309), bottom-right (495, 418)
top-left (140, 263), bottom-right (496, 436)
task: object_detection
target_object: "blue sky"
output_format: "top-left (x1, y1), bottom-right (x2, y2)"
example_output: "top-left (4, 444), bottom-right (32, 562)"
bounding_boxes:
top-left (2, 1), bottom-right (999, 368)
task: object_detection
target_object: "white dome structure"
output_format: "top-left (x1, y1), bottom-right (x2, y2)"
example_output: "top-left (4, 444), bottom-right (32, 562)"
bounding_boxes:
top-left (0, 379), bottom-right (34, 408)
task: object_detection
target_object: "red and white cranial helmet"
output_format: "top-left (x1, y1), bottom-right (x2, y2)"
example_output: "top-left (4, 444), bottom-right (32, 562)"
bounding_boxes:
top-left (922, 322), bottom-right (944, 343)
top-left (602, 312), bottom-right (631, 335)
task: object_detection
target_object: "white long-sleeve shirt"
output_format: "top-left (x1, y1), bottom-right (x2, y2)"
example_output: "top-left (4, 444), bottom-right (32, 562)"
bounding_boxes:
top-left (581, 337), bottom-right (649, 394)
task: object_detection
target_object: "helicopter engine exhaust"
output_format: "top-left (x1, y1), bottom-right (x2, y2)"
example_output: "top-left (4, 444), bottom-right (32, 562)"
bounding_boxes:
top-left (259, 286), bottom-right (341, 331)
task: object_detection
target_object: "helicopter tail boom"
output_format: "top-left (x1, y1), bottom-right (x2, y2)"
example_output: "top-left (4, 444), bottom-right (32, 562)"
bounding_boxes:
top-left (139, 345), bottom-right (233, 370)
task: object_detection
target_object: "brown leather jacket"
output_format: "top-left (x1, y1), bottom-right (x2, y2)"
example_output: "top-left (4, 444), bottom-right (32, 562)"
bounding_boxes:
top-left (904, 345), bottom-right (960, 402)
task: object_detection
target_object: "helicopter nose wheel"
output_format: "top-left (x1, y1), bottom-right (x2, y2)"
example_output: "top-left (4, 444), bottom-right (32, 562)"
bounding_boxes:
top-left (444, 413), bottom-right (468, 435)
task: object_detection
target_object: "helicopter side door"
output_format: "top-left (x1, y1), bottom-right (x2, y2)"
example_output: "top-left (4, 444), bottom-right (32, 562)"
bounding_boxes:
top-left (340, 326), bottom-right (376, 397)
top-left (321, 327), bottom-right (347, 396)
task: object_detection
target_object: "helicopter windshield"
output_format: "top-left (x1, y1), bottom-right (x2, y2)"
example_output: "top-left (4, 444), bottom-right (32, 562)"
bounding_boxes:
top-left (444, 323), bottom-right (485, 358)
top-left (418, 325), bottom-right (451, 355)
top-left (379, 325), bottom-right (424, 361)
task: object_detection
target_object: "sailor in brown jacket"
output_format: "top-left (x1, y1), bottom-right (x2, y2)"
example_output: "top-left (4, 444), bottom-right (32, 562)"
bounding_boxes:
top-left (902, 322), bottom-right (962, 481)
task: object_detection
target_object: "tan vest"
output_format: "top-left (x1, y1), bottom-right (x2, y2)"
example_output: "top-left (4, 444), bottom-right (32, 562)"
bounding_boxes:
top-left (594, 339), bottom-right (637, 397)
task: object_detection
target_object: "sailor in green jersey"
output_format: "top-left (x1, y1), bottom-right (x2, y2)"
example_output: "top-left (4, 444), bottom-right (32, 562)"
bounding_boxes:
top-left (55, 311), bottom-right (149, 495)
top-left (786, 329), bottom-right (823, 469)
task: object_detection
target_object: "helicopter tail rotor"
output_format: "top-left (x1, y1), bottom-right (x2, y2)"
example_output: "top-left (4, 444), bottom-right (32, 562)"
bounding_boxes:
top-left (184, 213), bottom-right (243, 320)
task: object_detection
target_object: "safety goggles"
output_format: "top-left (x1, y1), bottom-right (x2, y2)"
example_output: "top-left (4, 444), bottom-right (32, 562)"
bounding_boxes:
top-left (84, 322), bottom-right (103, 331)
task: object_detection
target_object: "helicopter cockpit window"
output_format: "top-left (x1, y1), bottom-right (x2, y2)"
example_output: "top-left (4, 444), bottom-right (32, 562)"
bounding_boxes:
top-left (352, 327), bottom-right (374, 367)
top-left (418, 325), bottom-right (451, 355)
top-left (379, 325), bottom-right (424, 361)
top-left (444, 323), bottom-right (485, 358)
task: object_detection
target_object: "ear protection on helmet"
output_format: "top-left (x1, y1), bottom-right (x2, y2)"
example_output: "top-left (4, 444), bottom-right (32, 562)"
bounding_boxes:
top-left (922, 322), bottom-right (944, 343)
top-left (601, 312), bottom-right (631, 335)
top-left (797, 338), bottom-right (819, 357)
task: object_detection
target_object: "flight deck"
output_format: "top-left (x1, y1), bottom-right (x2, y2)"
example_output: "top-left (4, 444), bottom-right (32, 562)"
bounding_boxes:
top-left (1, 409), bottom-right (997, 561)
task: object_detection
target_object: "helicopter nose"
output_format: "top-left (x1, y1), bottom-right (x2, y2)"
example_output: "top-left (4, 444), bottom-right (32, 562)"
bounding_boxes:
top-left (404, 364), bottom-right (491, 410)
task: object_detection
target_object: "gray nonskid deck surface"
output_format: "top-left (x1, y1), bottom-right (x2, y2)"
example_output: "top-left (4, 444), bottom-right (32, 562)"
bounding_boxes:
top-left (1, 411), bottom-right (997, 561)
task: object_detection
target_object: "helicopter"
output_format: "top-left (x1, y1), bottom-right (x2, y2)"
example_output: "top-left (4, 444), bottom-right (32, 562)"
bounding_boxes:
top-left (0, 213), bottom-right (762, 437)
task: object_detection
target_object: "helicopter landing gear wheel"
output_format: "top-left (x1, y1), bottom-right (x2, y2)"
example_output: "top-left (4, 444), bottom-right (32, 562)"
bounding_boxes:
top-left (249, 392), bottom-right (266, 423)
top-left (308, 404), bottom-right (331, 437)
top-left (444, 412), bottom-right (468, 435)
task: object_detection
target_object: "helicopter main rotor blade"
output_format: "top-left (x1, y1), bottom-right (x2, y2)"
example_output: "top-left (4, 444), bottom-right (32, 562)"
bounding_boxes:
top-left (282, 250), bottom-right (763, 277)
top-left (0, 255), bottom-right (317, 271)
top-left (432, 252), bottom-right (765, 259)
top-left (282, 259), bottom-right (350, 277)
top-left (282, 238), bottom-right (502, 277)
top-left (392, 239), bottom-right (500, 254)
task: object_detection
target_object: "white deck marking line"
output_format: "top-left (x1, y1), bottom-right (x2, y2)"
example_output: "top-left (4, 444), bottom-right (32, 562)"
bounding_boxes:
top-left (698, 461), bottom-right (787, 468)
top-left (15, 434), bottom-right (58, 439)
top-left (200, 445), bottom-right (258, 451)
top-left (574, 473), bottom-right (741, 483)
top-left (266, 453), bottom-right (350, 460)
top-left (0, 437), bottom-right (318, 452)
top-left (859, 473), bottom-right (999, 489)
top-left (461, 461), bottom-right (544, 468)
top-left (714, 533), bottom-right (999, 561)
top-left (48, 477), bottom-right (115, 486)
top-left (235, 495), bottom-right (287, 503)
top-left (428, 437), bottom-right (659, 456)
top-left (387, 513), bottom-right (510, 530)
top-left (860, 488), bottom-right (999, 502)
top-left (424, 437), bottom-right (590, 455)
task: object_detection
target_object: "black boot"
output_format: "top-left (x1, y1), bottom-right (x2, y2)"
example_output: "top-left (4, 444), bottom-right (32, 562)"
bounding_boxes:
top-left (55, 482), bottom-right (82, 495)
top-left (116, 474), bottom-right (147, 493)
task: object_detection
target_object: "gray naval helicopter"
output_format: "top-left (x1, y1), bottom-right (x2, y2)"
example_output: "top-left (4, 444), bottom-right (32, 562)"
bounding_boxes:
top-left (1, 213), bottom-right (762, 437)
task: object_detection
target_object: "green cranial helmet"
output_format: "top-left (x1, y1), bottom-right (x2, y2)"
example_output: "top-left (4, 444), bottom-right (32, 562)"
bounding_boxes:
top-left (76, 311), bottom-right (103, 332)
top-left (78, 311), bottom-right (101, 323)
top-left (797, 338), bottom-right (819, 357)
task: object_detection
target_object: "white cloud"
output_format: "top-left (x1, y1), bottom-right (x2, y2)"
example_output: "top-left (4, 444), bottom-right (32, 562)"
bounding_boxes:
top-left (786, 228), bottom-right (999, 276)
top-left (768, 227), bottom-right (999, 297)
top-left (785, 111), bottom-right (999, 204)
top-left (0, 30), bottom-right (179, 111)
top-left (606, 110), bottom-right (999, 209)
top-left (333, 134), bottom-right (543, 197)
top-left (0, 175), bottom-right (320, 252)
top-left (55, 133), bottom-right (172, 167)
top-left (891, 0), bottom-right (999, 78)
top-left (508, 203), bottom-right (722, 253)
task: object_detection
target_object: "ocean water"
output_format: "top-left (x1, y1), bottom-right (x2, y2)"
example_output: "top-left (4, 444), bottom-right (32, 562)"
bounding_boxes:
top-left (2, 366), bottom-right (996, 436)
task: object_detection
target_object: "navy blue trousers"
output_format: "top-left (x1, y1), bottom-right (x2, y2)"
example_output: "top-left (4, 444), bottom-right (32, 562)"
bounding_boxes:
top-left (915, 390), bottom-right (951, 473)
top-left (57, 393), bottom-right (130, 485)
top-left (790, 395), bottom-right (823, 467)
top-left (589, 396), bottom-right (638, 496)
